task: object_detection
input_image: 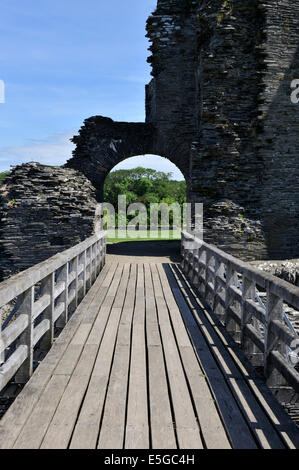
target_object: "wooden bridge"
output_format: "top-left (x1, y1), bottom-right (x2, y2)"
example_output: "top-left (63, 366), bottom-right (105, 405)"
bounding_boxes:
top-left (1, 232), bottom-right (299, 449)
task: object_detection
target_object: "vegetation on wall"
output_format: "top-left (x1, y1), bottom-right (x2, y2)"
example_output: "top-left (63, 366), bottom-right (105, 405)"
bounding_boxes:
top-left (0, 172), bottom-right (10, 184)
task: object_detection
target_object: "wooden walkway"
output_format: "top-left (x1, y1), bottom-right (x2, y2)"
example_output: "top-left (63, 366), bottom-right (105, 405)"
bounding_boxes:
top-left (1, 261), bottom-right (299, 449)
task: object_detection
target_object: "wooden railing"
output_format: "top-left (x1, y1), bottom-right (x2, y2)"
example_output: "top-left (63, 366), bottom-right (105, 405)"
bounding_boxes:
top-left (181, 231), bottom-right (299, 391)
top-left (0, 232), bottom-right (106, 393)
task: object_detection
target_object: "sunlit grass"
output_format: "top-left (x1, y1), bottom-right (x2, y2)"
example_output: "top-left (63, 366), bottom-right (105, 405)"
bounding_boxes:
top-left (107, 229), bottom-right (181, 244)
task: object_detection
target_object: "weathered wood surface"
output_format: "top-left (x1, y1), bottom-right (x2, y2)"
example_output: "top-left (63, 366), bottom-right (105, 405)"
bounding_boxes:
top-left (0, 232), bottom-right (106, 395)
top-left (181, 231), bottom-right (299, 392)
top-left (1, 262), bottom-right (299, 449)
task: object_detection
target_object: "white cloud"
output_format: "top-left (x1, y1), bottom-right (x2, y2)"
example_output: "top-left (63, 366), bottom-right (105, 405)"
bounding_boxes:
top-left (0, 131), bottom-right (75, 171)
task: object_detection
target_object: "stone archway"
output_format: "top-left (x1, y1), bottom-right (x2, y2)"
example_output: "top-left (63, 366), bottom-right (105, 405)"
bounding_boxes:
top-left (65, 116), bottom-right (190, 201)
top-left (65, 117), bottom-right (155, 201)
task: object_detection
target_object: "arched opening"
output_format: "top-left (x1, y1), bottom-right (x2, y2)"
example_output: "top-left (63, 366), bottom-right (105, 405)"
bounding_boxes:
top-left (65, 116), bottom-right (190, 202)
top-left (101, 155), bottom-right (186, 251)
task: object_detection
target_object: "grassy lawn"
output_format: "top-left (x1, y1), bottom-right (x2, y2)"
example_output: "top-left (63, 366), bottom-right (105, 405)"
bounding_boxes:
top-left (107, 229), bottom-right (181, 243)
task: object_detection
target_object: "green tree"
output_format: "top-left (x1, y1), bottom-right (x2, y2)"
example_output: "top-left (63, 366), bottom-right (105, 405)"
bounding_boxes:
top-left (103, 167), bottom-right (186, 227)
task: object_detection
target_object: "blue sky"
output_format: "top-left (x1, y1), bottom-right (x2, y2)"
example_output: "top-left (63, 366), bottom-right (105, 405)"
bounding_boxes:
top-left (0, 0), bottom-right (184, 180)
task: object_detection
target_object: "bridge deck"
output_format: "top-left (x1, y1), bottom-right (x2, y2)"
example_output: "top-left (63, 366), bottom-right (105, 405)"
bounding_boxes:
top-left (1, 261), bottom-right (299, 449)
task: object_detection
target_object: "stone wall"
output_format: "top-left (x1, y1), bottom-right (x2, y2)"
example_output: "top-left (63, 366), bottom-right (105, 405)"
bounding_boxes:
top-left (257, 1), bottom-right (299, 259)
top-left (143, 0), bottom-right (299, 261)
top-left (146, 0), bottom-right (199, 181)
top-left (0, 163), bottom-right (98, 280)
top-left (187, 0), bottom-right (268, 260)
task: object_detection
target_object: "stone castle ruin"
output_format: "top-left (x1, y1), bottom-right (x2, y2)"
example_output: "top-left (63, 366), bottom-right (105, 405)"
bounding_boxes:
top-left (1, 0), bottom-right (299, 279)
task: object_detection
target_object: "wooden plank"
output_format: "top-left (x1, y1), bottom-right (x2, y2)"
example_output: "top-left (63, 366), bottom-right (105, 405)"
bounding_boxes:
top-left (0, 314), bottom-right (28, 354)
top-left (53, 324), bottom-right (93, 376)
top-left (125, 264), bottom-right (149, 449)
top-left (71, 311), bottom-right (126, 448)
top-left (13, 374), bottom-right (70, 449)
top-left (81, 263), bottom-right (118, 325)
top-left (150, 264), bottom-right (203, 450)
top-left (161, 263), bottom-right (258, 449)
top-left (170, 263), bottom-right (290, 449)
top-left (33, 319), bottom-right (50, 347)
top-left (10, 265), bottom-right (116, 449)
top-left (0, 262), bottom-right (113, 449)
top-left (86, 265), bottom-right (124, 344)
top-left (0, 346), bottom-right (28, 392)
top-left (98, 265), bottom-right (136, 449)
top-left (157, 265), bottom-right (231, 449)
top-left (202, 310), bottom-right (299, 449)
top-left (70, 265), bottom-right (130, 449)
top-left (144, 263), bottom-right (177, 450)
top-left (97, 345), bottom-right (130, 449)
top-left (40, 344), bottom-right (100, 449)
top-left (177, 260), bottom-right (299, 448)
top-left (15, 286), bottom-right (35, 383)
top-left (33, 294), bottom-right (51, 321)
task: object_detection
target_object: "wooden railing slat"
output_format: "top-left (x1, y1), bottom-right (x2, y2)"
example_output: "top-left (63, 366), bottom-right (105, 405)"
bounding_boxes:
top-left (0, 231), bottom-right (106, 393)
top-left (181, 231), bottom-right (299, 391)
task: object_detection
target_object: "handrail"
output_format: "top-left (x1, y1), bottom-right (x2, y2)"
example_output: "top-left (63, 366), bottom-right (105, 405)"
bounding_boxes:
top-left (181, 231), bottom-right (299, 392)
top-left (0, 232), bottom-right (106, 310)
top-left (236, 278), bottom-right (298, 363)
top-left (0, 231), bottom-right (106, 393)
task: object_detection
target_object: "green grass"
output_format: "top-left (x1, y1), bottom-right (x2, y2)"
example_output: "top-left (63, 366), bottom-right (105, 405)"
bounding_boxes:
top-left (107, 229), bottom-right (181, 244)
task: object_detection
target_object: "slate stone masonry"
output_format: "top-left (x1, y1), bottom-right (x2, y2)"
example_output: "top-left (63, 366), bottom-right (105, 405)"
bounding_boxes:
top-left (0, 163), bottom-right (98, 281)
top-left (145, 0), bottom-right (299, 261)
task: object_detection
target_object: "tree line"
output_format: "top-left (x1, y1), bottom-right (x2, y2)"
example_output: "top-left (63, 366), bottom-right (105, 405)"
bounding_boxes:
top-left (103, 167), bottom-right (186, 226)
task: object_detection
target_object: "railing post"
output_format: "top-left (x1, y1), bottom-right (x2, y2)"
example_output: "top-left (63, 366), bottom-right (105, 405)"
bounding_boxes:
top-left (100, 237), bottom-right (105, 270)
top-left (241, 276), bottom-right (256, 357)
top-left (224, 263), bottom-right (239, 336)
top-left (91, 243), bottom-right (96, 284)
top-left (182, 234), bottom-right (191, 274)
top-left (94, 243), bottom-right (98, 281)
top-left (95, 241), bottom-right (100, 275)
top-left (182, 233), bottom-right (194, 275)
top-left (75, 256), bottom-right (79, 308)
top-left (39, 273), bottom-right (55, 351)
top-left (83, 249), bottom-right (87, 296)
top-left (57, 263), bottom-right (69, 328)
top-left (264, 289), bottom-right (285, 387)
top-left (86, 246), bottom-right (92, 290)
top-left (186, 244), bottom-right (193, 278)
top-left (196, 246), bottom-right (205, 296)
top-left (191, 246), bottom-right (200, 285)
top-left (15, 286), bottom-right (35, 383)
top-left (0, 309), bottom-right (3, 366)
top-left (213, 258), bottom-right (225, 318)
top-left (103, 234), bottom-right (107, 264)
top-left (204, 251), bottom-right (212, 302)
top-left (187, 240), bottom-right (198, 283)
top-left (181, 233), bottom-right (186, 270)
